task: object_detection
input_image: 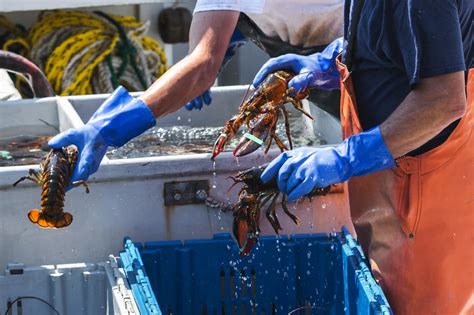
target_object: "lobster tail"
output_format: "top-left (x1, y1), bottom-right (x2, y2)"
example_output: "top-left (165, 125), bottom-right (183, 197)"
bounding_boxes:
top-left (28, 209), bottom-right (73, 228)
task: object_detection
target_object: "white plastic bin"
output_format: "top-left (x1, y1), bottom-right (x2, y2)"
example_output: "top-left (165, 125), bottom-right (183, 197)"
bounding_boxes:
top-left (0, 257), bottom-right (139, 315)
top-left (0, 86), bottom-right (351, 270)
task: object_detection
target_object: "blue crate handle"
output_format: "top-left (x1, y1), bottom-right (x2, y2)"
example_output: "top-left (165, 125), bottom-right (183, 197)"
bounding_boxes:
top-left (121, 237), bottom-right (162, 315)
top-left (341, 228), bottom-right (392, 314)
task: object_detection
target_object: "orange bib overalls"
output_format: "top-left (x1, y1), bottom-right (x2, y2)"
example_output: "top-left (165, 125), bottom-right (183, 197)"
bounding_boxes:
top-left (336, 50), bottom-right (473, 314)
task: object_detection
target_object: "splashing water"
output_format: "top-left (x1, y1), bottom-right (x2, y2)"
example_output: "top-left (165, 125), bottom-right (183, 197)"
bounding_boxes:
top-left (107, 115), bottom-right (323, 159)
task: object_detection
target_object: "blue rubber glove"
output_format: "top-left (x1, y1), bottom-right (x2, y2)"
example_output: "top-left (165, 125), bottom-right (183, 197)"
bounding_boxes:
top-left (184, 90), bottom-right (212, 111)
top-left (261, 127), bottom-right (395, 201)
top-left (48, 86), bottom-right (156, 183)
top-left (185, 29), bottom-right (247, 111)
top-left (252, 37), bottom-right (343, 93)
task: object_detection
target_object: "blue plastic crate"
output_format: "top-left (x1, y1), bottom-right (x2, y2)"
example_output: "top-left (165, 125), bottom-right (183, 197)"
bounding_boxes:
top-left (120, 228), bottom-right (392, 315)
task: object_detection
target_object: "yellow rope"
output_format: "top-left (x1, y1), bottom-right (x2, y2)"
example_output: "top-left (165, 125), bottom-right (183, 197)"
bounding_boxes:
top-left (3, 37), bottom-right (30, 53)
top-left (27, 10), bottom-right (168, 95)
top-left (0, 15), bottom-right (30, 56)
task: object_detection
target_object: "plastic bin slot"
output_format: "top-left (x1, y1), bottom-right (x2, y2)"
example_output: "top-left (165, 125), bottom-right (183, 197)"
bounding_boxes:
top-left (124, 231), bottom-right (391, 315)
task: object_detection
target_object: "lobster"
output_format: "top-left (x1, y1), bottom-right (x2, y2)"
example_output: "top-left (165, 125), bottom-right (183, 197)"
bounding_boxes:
top-left (228, 164), bottom-right (331, 256)
top-left (211, 70), bottom-right (313, 160)
top-left (13, 146), bottom-right (89, 228)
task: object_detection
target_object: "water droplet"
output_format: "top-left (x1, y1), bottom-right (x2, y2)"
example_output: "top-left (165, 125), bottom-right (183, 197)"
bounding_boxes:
top-left (321, 203), bottom-right (327, 209)
top-left (307, 270), bottom-right (311, 275)
top-left (177, 116), bottom-right (181, 121)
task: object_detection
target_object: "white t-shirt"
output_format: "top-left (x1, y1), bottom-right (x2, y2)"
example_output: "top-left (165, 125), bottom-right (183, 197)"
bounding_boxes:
top-left (194, 0), bottom-right (344, 47)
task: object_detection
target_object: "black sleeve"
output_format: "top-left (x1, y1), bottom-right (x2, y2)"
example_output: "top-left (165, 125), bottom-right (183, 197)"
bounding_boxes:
top-left (387, 0), bottom-right (466, 85)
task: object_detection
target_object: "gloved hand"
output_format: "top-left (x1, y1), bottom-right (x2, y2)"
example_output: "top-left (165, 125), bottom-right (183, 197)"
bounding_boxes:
top-left (48, 86), bottom-right (156, 183)
top-left (184, 90), bottom-right (212, 111)
top-left (185, 29), bottom-right (247, 111)
top-left (252, 37), bottom-right (343, 93)
top-left (261, 127), bottom-right (395, 201)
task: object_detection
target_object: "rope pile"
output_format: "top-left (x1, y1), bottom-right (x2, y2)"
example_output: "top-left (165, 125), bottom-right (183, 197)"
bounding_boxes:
top-left (1, 10), bottom-right (168, 96)
top-left (0, 15), bottom-right (29, 56)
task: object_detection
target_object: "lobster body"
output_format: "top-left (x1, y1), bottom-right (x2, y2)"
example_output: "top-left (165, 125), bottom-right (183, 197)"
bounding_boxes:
top-left (13, 146), bottom-right (88, 228)
top-left (212, 70), bottom-right (313, 159)
top-left (229, 164), bottom-right (330, 255)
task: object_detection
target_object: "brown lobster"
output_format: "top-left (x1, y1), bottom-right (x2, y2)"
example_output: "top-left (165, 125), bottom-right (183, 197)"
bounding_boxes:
top-left (228, 164), bottom-right (331, 255)
top-left (211, 70), bottom-right (313, 160)
top-left (13, 146), bottom-right (89, 228)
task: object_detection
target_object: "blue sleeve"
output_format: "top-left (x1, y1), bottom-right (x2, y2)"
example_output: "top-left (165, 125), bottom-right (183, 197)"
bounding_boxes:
top-left (387, 0), bottom-right (465, 85)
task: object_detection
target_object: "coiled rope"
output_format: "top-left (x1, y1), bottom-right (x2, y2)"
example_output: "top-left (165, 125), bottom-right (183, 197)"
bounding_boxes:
top-left (1, 10), bottom-right (167, 96)
top-left (0, 15), bottom-right (30, 56)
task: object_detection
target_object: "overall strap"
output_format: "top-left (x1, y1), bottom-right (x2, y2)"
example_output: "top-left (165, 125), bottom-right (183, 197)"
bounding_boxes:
top-left (343, 0), bottom-right (365, 70)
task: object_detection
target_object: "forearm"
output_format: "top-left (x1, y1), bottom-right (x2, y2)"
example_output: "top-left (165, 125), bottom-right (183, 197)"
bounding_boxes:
top-left (380, 71), bottom-right (466, 158)
top-left (139, 54), bottom-right (219, 117)
top-left (139, 11), bottom-right (239, 117)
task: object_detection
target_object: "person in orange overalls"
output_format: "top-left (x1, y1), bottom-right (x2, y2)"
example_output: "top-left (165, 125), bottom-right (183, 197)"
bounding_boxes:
top-left (253, 0), bottom-right (473, 313)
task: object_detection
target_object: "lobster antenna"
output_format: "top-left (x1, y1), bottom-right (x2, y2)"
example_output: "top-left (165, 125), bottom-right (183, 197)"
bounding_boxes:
top-left (237, 84), bottom-right (253, 109)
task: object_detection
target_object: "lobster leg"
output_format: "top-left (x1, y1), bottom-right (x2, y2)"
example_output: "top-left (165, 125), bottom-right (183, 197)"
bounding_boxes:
top-left (265, 193), bottom-right (283, 233)
top-left (13, 175), bottom-right (41, 186)
top-left (272, 134), bottom-right (289, 152)
top-left (29, 169), bottom-right (43, 181)
top-left (260, 194), bottom-right (274, 209)
top-left (264, 134), bottom-right (274, 154)
top-left (70, 180), bottom-right (90, 193)
top-left (13, 168), bottom-right (45, 187)
top-left (280, 107), bottom-right (293, 150)
top-left (281, 195), bottom-right (301, 225)
top-left (264, 123), bottom-right (279, 154)
top-left (286, 96), bottom-right (314, 120)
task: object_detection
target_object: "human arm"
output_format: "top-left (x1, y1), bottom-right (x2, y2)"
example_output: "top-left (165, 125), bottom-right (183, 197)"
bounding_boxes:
top-left (140, 10), bottom-right (240, 116)
top-left (261, 72), bottom-right (466, 200)
top-left (380, 71), bottom-right (466, 158)
top-left (185, 28), bottom-right (247, 110)
top-left (259, 0), bottom-right (468, 200)
top-left (48, 11), bottom-right (240, 183)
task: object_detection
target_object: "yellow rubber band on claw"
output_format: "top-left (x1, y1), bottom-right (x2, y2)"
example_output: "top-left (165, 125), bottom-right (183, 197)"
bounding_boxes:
top-left (244, 133), bottom-right (264, 146)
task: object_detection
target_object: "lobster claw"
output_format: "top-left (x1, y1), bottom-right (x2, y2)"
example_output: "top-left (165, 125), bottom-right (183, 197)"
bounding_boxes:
top-left (233, 131), bottom-right (268, 157)
top-left (232, 199), bottom-right (260, 256)
top-left (212, 117), bottom-right (241, 160)
top-left (211, 133), bottom-right (228, 160)
top-left (233, 215), bottom-right (258, 256)
top-left (233, 112), bottom-right (277, 157)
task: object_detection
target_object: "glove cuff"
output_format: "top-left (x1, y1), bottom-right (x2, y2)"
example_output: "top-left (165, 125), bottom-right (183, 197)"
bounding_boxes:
top-left (89, 86), bottom-right (156, 147)
top-left (343, 126), bottom-right (395, 178)
top-left (307, 37), bottom-right (343, 90)
top-left (220, 29), bottom-right (247, 72)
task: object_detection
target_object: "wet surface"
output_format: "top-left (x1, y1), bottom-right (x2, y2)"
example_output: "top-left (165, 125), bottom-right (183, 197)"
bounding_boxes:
top-left (107, 116), bottom-right (324, 159)
top-left (0, 136), bottom-right (51, 167)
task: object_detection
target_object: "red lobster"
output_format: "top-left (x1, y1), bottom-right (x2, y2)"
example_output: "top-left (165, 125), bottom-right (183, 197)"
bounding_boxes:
top-left (13, 146), bottom-right (89, 228)
top-left (228, 164), bottom-right (331, 255)
top-left (211, 70), bottom-right (313, 160)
